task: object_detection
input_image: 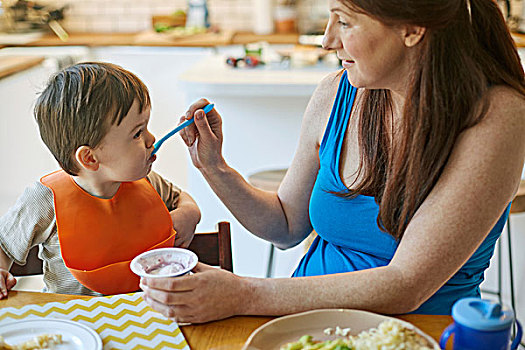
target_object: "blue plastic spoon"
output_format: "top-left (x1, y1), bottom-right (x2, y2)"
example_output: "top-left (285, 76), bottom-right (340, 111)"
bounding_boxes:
top-left (151, 103), bottom-right (214, 156)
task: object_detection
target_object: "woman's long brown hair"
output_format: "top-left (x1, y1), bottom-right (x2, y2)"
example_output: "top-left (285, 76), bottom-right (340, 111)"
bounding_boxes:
top-left (339, 0), bottom-right (525, 240)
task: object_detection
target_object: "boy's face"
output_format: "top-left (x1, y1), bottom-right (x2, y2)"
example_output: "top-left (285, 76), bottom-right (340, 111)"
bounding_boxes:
top-left (94, 100), bottom-right (156, 182)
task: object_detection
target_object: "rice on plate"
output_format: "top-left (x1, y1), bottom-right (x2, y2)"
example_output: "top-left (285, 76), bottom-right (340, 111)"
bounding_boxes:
top-left (242, 309), bottom-right (440, 350)
top-left (280, 319), bottom-right (433, 350)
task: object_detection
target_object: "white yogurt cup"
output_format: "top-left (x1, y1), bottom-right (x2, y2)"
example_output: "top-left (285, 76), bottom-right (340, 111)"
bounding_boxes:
top-left (130, 248), bottom-right (198, 278)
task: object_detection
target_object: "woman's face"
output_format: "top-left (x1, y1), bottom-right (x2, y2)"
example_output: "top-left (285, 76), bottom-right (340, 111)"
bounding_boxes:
top-left (323, 0), bottom-right (414, 93)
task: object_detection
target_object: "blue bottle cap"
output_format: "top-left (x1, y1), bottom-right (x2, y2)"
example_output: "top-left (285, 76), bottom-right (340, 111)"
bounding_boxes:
top-left (452, 298), bottom-right (515, 331)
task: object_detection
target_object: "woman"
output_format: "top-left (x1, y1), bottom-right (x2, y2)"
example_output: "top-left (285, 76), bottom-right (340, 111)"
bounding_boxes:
top-left (141, 0), bottom-right (525, 323)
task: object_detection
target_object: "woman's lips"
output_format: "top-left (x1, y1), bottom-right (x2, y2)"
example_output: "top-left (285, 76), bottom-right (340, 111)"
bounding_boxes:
top-left (342, 60), bottom-right (355, 68)
top-left (149, 154), bottom-right (157, 163)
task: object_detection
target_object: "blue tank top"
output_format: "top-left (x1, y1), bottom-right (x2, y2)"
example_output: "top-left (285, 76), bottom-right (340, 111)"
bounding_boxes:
top-left (292, 71), bottom-right (510, 315)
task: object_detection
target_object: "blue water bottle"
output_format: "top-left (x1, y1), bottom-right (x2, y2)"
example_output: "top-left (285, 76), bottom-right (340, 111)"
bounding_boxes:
top-left (440, 298), bottom-right (522, 350)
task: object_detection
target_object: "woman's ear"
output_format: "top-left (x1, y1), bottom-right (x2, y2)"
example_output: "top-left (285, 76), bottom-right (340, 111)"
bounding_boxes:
top-left (402, 25), bottom-right (426, 47)
top-left (75, 146), bottom-right (99, 171)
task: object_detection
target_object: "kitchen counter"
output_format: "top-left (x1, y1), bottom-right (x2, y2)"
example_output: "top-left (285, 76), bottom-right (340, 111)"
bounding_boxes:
top-left (1, 30), bottom-right (524, 48)
top-left (0, 31), bottom-right (300, 48)
top-left (512, 32), bottom-right (525, 47)
top-left (179, 54), bottom-right (336, 96)
top-left (0, 55), bottom-right (44, 79)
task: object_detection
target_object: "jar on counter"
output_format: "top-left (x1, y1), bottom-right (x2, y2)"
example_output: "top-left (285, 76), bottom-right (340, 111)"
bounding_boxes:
top-left (274, 5), bottom-right (297, 34)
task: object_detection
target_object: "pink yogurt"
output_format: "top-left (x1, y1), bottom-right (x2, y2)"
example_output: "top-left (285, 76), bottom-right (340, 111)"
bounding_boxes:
top-left (130, 248), bottom-right (198, 278)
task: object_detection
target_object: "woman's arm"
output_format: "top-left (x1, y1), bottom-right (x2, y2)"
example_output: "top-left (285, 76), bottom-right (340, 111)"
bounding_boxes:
top-left (244, 86), bottom-right (525, 315)
top-left (142, 86), bottom-right (524, 323)
top-left (180, 73), bottom-right (339, 248)
top-left (388, 86), bottom-right (525, 309)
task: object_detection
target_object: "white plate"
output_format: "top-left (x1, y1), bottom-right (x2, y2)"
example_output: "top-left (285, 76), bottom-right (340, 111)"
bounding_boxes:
top-left (243, 309), bottom-right (440, 350)
top-left (0, 318), bottom-right (102, 350)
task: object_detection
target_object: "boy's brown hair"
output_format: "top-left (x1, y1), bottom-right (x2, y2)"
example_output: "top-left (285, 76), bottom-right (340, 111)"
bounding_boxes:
top-left (34, 62), bottom-right (151, 175)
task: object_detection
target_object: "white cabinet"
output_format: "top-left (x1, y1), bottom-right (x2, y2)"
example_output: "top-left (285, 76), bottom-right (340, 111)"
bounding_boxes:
top-left (0, 47), bottom-right (91, 215)
top-left (0, 62), bottom-right (58, 214)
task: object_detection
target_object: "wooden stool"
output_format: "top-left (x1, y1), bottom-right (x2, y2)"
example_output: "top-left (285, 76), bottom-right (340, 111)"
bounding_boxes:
top-left (248, 169), bottom-right (317, 277)
top-left (248, 169), bottom-right (288, 193)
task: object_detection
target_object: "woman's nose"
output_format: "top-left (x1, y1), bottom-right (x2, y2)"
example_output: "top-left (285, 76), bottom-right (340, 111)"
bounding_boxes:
top-left (322, 19), bottom-right (338, 50)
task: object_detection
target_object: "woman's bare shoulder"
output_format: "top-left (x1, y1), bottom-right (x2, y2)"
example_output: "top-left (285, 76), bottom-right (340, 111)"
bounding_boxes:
top-left (484, 85), bottom-right (525, 125)
top-left (311, 70), bottom-right (343, 108)
top-left (301, 70), bottom-right (343, 140)
top-left (466, 85), bottom-right (525, 142)
top-left (458, 85), bottom-right (525, 195)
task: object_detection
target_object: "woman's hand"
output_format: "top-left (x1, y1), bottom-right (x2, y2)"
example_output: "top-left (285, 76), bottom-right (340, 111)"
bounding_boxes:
top-left (140, 263), bottom-right (245, 323)
top-left (0, 268), bottom-right (16, 299)
top-left (180, 99), bottom-right (226, 172)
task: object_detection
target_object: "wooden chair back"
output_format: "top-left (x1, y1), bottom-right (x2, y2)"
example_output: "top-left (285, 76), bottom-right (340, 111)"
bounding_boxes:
top-left (10, 245), bottom-right (43, 276)
top-left (188, 221), bottom-right (233, 272)
top-left (10, 221), bottom-right (233, 276)
top-left (510, 179), bottom-right (525, 213)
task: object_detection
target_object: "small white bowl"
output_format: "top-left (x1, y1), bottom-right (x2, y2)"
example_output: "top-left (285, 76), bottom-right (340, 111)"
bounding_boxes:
top-left (130, 248), bottom-right (198, 278)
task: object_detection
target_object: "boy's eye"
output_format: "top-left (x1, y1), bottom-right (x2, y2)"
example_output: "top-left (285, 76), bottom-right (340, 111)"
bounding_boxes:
top-left (134, 129), bottom-right (143, 139)
top-left (338, 20), bottom-right (348, 28)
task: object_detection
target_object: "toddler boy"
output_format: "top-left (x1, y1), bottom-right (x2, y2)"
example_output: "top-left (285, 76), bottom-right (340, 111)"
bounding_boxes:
top-left (0, 62), bottom-right (200, 297)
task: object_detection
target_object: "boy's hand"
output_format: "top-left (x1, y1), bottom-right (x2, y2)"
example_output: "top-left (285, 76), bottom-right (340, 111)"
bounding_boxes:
top-left (0, 268), bottom-right (16, 299)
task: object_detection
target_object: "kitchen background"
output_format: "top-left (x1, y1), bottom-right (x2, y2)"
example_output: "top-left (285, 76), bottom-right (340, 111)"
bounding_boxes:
top-left (1, 0), bottom-right (524, 35)
top-left (0, 0), bottom-right (329, 34)
top-left (0, 0), bottom-right (524, 343)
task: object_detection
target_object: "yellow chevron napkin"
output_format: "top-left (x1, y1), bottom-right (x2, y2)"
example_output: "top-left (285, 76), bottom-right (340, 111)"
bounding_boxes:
top-left (0, 292), bottom-right (189, 350)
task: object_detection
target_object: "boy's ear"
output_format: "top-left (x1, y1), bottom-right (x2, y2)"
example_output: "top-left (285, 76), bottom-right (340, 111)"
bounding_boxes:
top-left (75, 146), bottom-right (99, 171)
top-left (402, 25), bottom-right (426, 47)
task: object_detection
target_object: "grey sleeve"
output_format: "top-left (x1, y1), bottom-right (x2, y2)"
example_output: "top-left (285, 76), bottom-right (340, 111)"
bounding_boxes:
top-left (0, 182), bottom-right (56, 265)
top-left (146, 171), bottom-right (182, 211)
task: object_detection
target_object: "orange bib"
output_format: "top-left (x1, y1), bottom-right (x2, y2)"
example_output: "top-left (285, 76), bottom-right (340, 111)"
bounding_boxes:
top-left (41, 170), bottom-right (176, 295)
